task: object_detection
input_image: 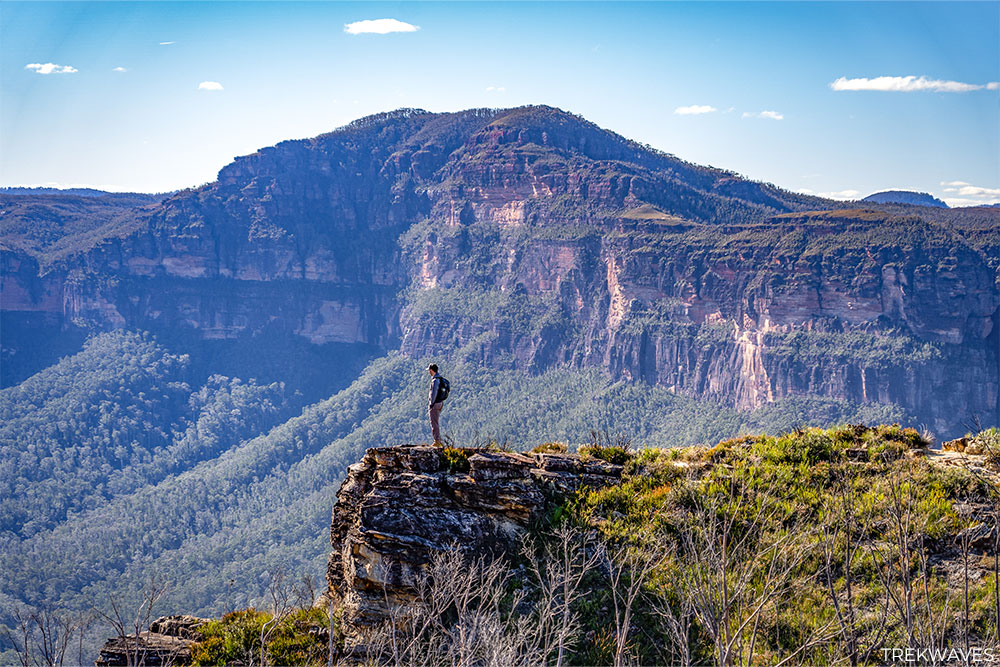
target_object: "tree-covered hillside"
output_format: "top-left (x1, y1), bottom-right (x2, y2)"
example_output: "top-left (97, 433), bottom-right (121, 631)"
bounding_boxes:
top-left (0, 191), bottom-right (167, 269)
top-left (0, 328), bottom-right (913, 660)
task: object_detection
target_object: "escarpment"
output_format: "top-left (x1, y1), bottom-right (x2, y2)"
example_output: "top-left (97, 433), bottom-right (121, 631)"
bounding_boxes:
top-left (2, 105), bottom-right (997, 434)
top-left (325, 445), bottom-right (622, 643)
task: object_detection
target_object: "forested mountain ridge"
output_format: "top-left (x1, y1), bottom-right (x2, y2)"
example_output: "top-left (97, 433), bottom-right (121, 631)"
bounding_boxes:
top-left (2, 105), bottom-right (997, 434)
top-left (0, 189), bottom-right (169, 269)
top-left (861, 189), bottom-right (949, 208)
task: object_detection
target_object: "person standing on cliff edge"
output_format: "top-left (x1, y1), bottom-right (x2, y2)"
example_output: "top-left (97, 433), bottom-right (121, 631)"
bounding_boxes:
top-left (427, 364), bottom-right (450, 444)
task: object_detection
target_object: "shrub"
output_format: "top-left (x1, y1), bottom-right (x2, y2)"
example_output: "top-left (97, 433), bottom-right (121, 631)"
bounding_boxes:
top-left (967, 427), bottom-right (1000, 463)
top-left (191, 607), bottom-right (333, 667)
top-left (267, 607), bottom-right (333, 667)
top-left (530, 442), bottom-right (568, 454)
top-left (752, 429), bottom-right (835, 465)
top-left (191, 609), bottom-right (268, 666)
top-left (827, 423), bottom-right (870, 449)
top-left (442, 446), bottom-right (471, 473)
top-left (873, 423), bottom-right (927, 449)
top-left (579, 444), bottom-right (632, 465)
top-left (581, 430), bottom-right (634, 465)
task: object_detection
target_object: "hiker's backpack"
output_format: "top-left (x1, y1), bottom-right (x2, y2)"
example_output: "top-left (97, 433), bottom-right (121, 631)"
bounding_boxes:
top-left (436, 376), bottom-right (451, 402)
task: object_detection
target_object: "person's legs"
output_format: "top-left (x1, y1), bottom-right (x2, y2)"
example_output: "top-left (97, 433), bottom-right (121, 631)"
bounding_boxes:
top-left (429, 402), bottom-right (443, 443)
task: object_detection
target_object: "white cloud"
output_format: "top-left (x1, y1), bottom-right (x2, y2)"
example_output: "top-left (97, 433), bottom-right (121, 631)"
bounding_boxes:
top-left (796, 188), bottom-right (859, 200)
top-left (942, 198), bottom-right (1000, 208)
top-left (743, 110), bottom-right (783, 120)
top-left (674, 105), bottom-right (716, 115)
top-left (827, 189), bottom-right (860, 200)
top-left (25, 62), bottom-right (77, 74)
top-left (830, 75), bottom-right (998, 93)
top-left (159, 41), bottom-right (175, 45)
top-left (344, 18), bottom-right (419, 34)
top-left (112, 66), bottom-right (127, 72)
top-left (485, 86), bottom-right (506, 93)
top-left (941, 183), bottom-right (1000, 197)
top-left (939, 181), bottom-right (1000, 207)
top-left (198, 81), bottom-right (224, 91)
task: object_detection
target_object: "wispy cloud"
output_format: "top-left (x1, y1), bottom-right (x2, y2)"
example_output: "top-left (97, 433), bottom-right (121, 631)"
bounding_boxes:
top-left (796, 187), bottom-right (860, 200)
top-left (112, 66), bottom-right (127, 73)
top-left (743, 110), bottom-right (783, 120)
top-left (344, 18), bottom-right (419, 35)
top-left (198, 81), bottom-right (224, 91)
top-left (939, 181), bottom-right (1000, 207)
top-left (674, 105), bottom-right (716, 115)
top-left (25, 62), bottom-right (77, 74)
top-left (159, 41), bottom-right (175, 46)
top-left (941, 181), bottom-right (1000, 197)
top-left (830, 75), bottom-right (999, 93)
top-left (485, 86), bottom-right (505, 93)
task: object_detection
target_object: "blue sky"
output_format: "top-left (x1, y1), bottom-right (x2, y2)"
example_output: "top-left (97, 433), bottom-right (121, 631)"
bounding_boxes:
top-left (2, 1), bottom-right (998, 206)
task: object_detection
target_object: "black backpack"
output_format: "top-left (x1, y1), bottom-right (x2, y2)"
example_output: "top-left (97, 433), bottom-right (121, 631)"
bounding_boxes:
top-left (436, 376), bottom-right (451, 402)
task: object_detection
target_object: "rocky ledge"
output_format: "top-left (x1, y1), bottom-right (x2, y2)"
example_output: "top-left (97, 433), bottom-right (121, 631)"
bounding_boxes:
top-left (325, 445), bottom-right (623, 642)
top-left (94, 615), bottom-right (208, 666)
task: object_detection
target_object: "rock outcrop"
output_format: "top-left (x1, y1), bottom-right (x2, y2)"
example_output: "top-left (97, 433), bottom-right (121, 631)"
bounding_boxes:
top-left (931, 438), bottom-right (1000, 486)
top-left (326, 445), bottom-right (622, 642)
top-left (94, 615), bottom-right (207, 666)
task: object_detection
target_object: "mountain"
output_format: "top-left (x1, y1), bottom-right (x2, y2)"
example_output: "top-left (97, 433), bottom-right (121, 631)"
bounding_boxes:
top-left (0, 190), bottom-right (170, 264)
top-left (2, 105), bottom-right (997, 433)
top-left (1, 105), bottom-right (998, 659)
top-left (862, 189), bottom-right (948, 208)
top-left (0, 186), bottom-right (171, 199)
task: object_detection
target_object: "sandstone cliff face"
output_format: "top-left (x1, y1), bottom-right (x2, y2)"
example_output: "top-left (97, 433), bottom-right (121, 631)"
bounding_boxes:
top-left (1, 107), bottom-right (808, 346)
top-left (0, 249), bottom-right (64, 313)
top-left (326, 445), bottom-right (622, 641)
top-left (399, 205), bottom-right (999, 433)
top-left (2, 105), bottom-right (997, 434)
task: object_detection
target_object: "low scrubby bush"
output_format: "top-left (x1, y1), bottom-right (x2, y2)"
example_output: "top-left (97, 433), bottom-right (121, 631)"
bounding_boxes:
top-left (442, 445), bottom-right (471, 473)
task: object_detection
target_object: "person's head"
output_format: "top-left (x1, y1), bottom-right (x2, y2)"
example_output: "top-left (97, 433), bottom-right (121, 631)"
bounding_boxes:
top-left (428, 363), bottom-right (439, 376)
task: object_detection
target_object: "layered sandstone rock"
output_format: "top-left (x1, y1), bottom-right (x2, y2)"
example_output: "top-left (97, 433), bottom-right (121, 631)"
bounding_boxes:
top-left (94, 615), bottom-right (207, 666)
top-left (326, 445), bottom-right (622, 642)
